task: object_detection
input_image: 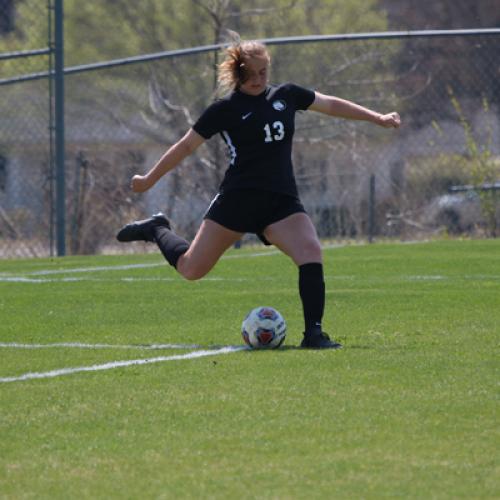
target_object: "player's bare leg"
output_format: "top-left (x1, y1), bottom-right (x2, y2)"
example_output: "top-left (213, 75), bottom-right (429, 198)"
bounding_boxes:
top-left (176, 219), bottom-right (243, 280)
top-left (263, 213), bottom-right (342, 349)
top-left (117, 214), bottom-right (242, 280)
top-left (263, 212), bottom-right (322, 265)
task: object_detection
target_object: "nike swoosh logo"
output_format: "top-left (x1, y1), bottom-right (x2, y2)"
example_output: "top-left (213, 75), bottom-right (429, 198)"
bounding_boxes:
top-left (242, 112), bottom-right (253, 120)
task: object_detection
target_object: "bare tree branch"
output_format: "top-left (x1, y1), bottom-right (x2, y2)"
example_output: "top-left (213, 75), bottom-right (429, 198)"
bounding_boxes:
top-left (226, 1), bottom-right (299, 18)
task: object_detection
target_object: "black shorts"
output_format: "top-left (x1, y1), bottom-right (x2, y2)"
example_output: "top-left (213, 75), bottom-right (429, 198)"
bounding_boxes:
top-left (204, 189), bottom-right (306, 245)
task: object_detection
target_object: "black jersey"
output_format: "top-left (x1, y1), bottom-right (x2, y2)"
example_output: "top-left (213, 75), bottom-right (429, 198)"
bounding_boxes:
top-left (193, 83), bottom-right (315, 197)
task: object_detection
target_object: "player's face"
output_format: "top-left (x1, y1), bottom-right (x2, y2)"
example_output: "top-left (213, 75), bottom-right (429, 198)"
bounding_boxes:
top-left (239, 56), bottom-right (269, 96)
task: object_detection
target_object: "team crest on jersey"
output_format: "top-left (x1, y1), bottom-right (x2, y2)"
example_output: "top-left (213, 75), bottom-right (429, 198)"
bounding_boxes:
top-left (272, 99), bottom-right (287, 111)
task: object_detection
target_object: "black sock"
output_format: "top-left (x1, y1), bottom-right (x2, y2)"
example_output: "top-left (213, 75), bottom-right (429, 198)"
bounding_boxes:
top-left (299, 262), bottom-right (325, 333)
top-left (153, 226), bottom-right (189, 268)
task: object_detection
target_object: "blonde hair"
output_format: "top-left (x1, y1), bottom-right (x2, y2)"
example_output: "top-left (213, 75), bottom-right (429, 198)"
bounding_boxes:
top-left (217, 36), bottom-right (270, 93)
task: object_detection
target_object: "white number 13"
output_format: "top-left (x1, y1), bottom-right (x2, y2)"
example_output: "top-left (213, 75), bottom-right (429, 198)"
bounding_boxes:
top-left (264, 121), bottom-right (285, 142)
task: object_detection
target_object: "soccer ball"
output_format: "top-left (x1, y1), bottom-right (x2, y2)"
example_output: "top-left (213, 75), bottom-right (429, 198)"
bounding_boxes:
top-left (241, 306), bottom-right (286, 349)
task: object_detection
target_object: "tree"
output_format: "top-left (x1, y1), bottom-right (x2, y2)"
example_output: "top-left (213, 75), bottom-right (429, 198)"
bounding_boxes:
top-left (377, 0), bottom-right (500, 124)
top-left (1, 0), bottom-right (394, 249)
top-left (379, 0), bottom-right (500, 30)
top-left (0, 0), bottom-right (14, 34)
top-left (62, 0), bottom-right (391, 238)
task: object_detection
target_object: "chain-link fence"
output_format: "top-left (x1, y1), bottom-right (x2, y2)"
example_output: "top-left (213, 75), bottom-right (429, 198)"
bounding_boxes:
top-left (0, 1), bottom-right (56, 257)
top-left (1, 17), bottom-right (500, 256)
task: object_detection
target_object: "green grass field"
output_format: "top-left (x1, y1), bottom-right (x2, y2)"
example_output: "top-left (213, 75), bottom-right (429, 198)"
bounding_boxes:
top-left (0, 240), bottom-right (498, 499)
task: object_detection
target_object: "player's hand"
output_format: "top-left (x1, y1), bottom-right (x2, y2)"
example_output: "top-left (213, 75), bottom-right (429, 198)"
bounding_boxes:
top-left (377, 112), bottom-right (401, 129)
top-left (131, 174), bottom-right (150, 193)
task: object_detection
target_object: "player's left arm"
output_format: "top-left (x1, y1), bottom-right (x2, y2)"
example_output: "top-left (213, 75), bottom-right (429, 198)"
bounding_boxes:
top-left (308, 91), bottom-right (401, 128)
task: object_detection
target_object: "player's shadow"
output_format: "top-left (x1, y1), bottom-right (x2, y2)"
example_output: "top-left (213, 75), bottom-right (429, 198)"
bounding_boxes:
top-left (242, 345), bottom-right (344, 352)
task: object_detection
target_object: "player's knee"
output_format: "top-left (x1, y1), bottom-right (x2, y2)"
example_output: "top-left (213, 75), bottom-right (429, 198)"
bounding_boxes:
top-left (178, 264), bottom-right (208, 281)
top-left (300, 237), bottom-right (322, 262)
top-left (176, 253), bottom-right (216, 281)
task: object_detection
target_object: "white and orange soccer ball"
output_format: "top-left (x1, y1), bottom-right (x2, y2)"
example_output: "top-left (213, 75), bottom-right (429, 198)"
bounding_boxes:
top-left (241, 306), bottom-right (286, 349)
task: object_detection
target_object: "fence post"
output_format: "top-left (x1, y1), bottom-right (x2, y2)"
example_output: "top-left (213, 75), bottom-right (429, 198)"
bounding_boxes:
top-left (54, 0), bottom-right (65, 256)
top-left (368, 174), bottom-right (376, 243)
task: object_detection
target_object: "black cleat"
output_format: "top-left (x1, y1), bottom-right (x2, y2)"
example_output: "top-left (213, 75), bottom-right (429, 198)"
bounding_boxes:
top-left (116, 213), bottom-right (170, 243)
top-left (301, 329), bottom-right (343, 349)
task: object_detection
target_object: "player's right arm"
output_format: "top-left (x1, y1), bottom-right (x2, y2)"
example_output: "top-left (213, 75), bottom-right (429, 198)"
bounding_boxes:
top-left (309, 92), bottom-right (400, 128)
top-left (131, 128), bottom-right (205, 193)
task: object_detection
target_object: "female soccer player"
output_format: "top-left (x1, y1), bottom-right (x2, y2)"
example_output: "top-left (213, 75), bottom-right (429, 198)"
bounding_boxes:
top-left (117, 39), bottom-right (400, 348)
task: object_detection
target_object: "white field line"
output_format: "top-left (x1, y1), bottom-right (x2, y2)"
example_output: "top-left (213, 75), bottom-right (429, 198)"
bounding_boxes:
top-left (0, 244), bottom-right (347, 280)
top-left (0, 241), bottom-right (438, 280)
top-left (0, 342), bottom-right (205, 350)
top-left (0, 249), bottom-right (281, 279)
top-left (4, 241), bottom-right (479, 285)
top-left (0, 276), bottom-right (278, 283)
top-left (224, 250), bottom-right (280, 259)
top-left (0, 346), bottom-right (247, 383)
top-left (0, 275), bottom-right (283, 283)
top-left (0, 244), bottom-right (343, 282)
top-left (0, 246), bottom-right (332, 282)
top-left (0, 277), bottom-right (108, 283)
top-left (2, 274), bottom-right (497, 284)
top-left (0, 262), bottom-right (164, 277)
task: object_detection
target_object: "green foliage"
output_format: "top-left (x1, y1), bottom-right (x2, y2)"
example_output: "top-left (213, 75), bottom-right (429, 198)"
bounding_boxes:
top-left (63, 0), bottom-right (209, 66)
top-left (448, 87), bottom-right (496, 184)
top-left (405, 153), bottom-right (475, 203)
top-left (0, 0), bottom-right (48, 79)
top-left (0, 240), bottom-right (499, 498)
top-left (249, 0), bottom-right (387, 38)
top-left (1, 0), bottom-right (389, 68)
top-left (448, 87), bottom-right (500, 236)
